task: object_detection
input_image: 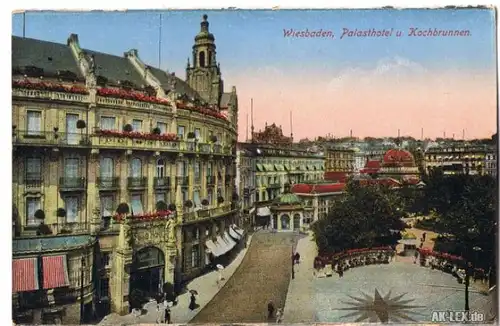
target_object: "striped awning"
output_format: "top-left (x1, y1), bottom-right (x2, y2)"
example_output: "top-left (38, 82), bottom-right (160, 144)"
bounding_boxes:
top-left (42, 255), bottom-right (69, 289)
top-left (229, 227), bottom-right (242, 240)
top-left (12, 258), bottom-right (39, 293)
top-left (256, 164), bottom-right (264, 172)
top-left (216, 235), bottom-right (229, 256)
top-left (223, 231), bottom-right (237, 250)
top-left (205, 239), bottom-right (221, 257)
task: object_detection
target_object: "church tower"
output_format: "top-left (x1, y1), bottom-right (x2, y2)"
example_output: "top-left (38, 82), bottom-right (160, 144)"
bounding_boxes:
top-left (186, 14), bottom-right (223, 106)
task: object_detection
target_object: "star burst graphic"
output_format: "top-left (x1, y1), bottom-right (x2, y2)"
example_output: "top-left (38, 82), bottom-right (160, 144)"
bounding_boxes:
top-left (333, 289), bottom-right (426, 323)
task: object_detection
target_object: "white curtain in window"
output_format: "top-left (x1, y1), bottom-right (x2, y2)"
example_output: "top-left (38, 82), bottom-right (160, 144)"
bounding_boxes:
top-left (66, 114), bottom-right (79, 145)
top-left (182, 191), bottom-right (188, 203)
top-left (176, 161), bottom-right (184, 177)
top-left (194, 128), bottom-right (201, 141)
top-left (193, 191), bottom-right (201, 207)
top-left (177, 126), bottom-right (185, 139)
top-left (100, 196), bottom-right (113, 217)
top-left (130, 195), bottom-right (143, 215)
top-left (157, 122), bottom-right (167, 134)
top-left (191, 246), bottom-right (199, 267)
top-left (27, 111), bottom-right (42, 135)
top-left (130, 158), bottom-right (142, 177)
top-left (100, 157), bottom-right (113, 178)
top-left (132, 119), bottom-right (142, 132)
top-left (100, 117), bottom-right (116, 130)
top-left (26, 198), bottom-right (41, 225)
top-left (65, 197), bottom-right (79, 223)
top-left (194, 163), bottom-right (200, 179)
top-left (64, 158), bottom-right (79, 178)
top-left (207, 190), bottom-right (213, 204)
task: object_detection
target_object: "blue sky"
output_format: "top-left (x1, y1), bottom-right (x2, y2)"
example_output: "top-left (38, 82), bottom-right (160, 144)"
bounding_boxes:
top-left (12, 9), bottom-right (496, 77)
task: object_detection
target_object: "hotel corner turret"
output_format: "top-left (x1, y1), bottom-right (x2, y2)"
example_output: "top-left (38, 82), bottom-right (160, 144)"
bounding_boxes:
top-left (12, 15), bottom-right (244, 324)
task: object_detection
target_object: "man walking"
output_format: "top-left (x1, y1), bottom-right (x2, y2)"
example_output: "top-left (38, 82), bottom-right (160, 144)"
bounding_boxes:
top-left (164, 305), bottom-right (171, 324)
top-left (267, 300), bottom-right (275, 319)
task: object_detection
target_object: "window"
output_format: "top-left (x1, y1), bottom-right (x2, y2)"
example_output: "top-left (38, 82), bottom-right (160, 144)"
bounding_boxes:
top-left (26, 197), bottom-right (41, 226)
top-left (207, 163), bottom-right (212, 176)
top-left (182, 190), bottom-right (188, 203)
top-left (64, 158), bottom-right (79, 178)
top-left (101, 253), bottom-right (110, 268)
top-left (155, 192), bottom-right (166, 204)
top-left (100, 116), bottom-right (116, 130)
top-left (100, 195), bottom-right (114, 217)
top-left (26, 111), bottom-right (42, 135)
top-left (130, 158), bottom-right (142, 177)
top-left (177, 126), bottom-right (185, 139)
top-left (100, 157), bottom-right (114, 179)
top-left (193, 191), bottom-right (201, 207)
top-left (130, 194), bottom-right (144, 215)
top-left (194, 162), bottom-right (201, 182)
top-left (132, 119), bottom-right (143, 132)
top-left (26, 158), bottom-right (42, 182)
top-left (65, 196), bottom-right (79, 223)
top-left (157, 122), bottom-right (167, 134)
top-left (192, 228), bottom-right (200, 240)
top-left (99, 278), bottom-right (109, 298)
top-left (207, 189), bottom-right (213, 204)
top-left (194, 128), bottom-right (201, 141)
top-left (199, 51), bottom-right (205, 68)
top-left (191, 245), bottom-right (200, 267)
top-left (156, 159), bottom-right (165, 178)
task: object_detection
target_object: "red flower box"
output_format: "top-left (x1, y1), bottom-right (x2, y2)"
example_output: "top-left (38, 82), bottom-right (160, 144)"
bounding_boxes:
top-left (175, 101), bottom-right (228, 122)
top-left (13, 80), bottom-right (89, 95)
top-left (96, 129), bottom-right (177, 141)
top-left (97, 87), bottom-right (170, 105)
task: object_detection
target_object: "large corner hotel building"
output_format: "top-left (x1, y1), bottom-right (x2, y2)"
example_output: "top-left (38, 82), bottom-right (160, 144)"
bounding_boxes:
top-left (12, 15), bottom-right (244, 323)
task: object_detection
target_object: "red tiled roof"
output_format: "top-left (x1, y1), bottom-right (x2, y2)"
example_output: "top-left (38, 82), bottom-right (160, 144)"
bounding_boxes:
top-left (324, 172), bottom-right (348, 182)
top-left (292, 183), bottom-right (346, 194)
top-left (357, 178), bottom-right (401, 188)
top-left (365, 160), bottom-right (381, 169)
top-left (383, 149), bottom-right (415, 167)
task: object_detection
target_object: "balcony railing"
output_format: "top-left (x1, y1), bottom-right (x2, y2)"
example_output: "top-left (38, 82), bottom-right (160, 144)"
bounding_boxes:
top-left (193, 176), bottom-right (202, 184)
top-left (13, 130), bottom-right (90, 147)
top-left (25, 177), bottom-right (42, 188)
top-left (269, 183), bottom-right (282, 189)
top-left (97, 177), bottom-right (119, 189)
top-left (154, 177), bottom-right (171, 188)
top-left (96, 95), bottom-right (172, 112)
top-left (176, 176), bottom-right (189, 186)
top-left (206, 175), bottom-right (216, 186)
top-left (13, 88), bottom-right (90, 103)
top-left (128, 177), bottom-right (147, 188)
top-left (182, 204), bottom-right (234, 223)
top-left (18, 222), bottom-right (90, 237)
top-left (92, 131), bottom-right (228, 155)
top-left (59, 177), bottom-right (86, 190)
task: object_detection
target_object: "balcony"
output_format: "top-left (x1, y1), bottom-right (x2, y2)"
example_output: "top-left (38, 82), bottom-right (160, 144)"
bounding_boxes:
top-left (206, 175), bottom-right (216, 186)
top-left (17, 222), bottom-right (90, 237)
top-left (193, 176), bottom-right (202, 185)
top-left (176, 176), bottom-right (189, 187)
top-left (128, 177), bottom-right (147, 189)
top-left (13, 130), bottom-right (90, 147)
top-left (25, 177), bottom-right (42, 188)
top-left (96, 95), bottom-right (172, 112)
top-left (97, 177), bottom-right (119, 190)
top-left (154, 177), bottom-right (171, 189)
top-left (198, 143), bottom-right (211, 154)
top-left (13, 87), bottom-right (90, 103)
top-left (59, 177), bottom-right (86, 191)
top-left (182, 204), bottom-right (234, 223)
top-left (213, 144), bottom-right (222, 154)
top-left (269, 183), bottom-right (282, 189)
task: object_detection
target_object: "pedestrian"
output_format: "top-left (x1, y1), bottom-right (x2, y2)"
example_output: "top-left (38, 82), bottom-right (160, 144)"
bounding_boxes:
top-left (276, 307), bottom-right (283, 323)
top-left (164, 305), bottom-right (171, 324)
top-left (295, 252), bottom-right (301, 264)
top-left (413, 250), bottom-right (419, 264)
top-left (422, 232), bottom-right (426, 241)
top-left (267, 300), bottom-right (275, 319)
top-left (156, 304), bottom-right (162, 324)
top-left (189, 293), bottom-right (197, 310)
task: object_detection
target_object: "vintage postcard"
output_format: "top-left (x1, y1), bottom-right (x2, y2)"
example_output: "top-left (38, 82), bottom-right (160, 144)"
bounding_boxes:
top-left (11, 8), bottom-right (498, 324)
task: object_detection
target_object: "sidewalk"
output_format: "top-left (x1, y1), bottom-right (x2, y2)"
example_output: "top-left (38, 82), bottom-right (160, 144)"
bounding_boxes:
top-left (98, 233), bottom-right (254, 325)
top-left (282, 232), bottom-right (317, 324)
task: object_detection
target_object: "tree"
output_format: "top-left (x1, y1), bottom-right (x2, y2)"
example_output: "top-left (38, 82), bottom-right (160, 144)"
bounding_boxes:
top-left (312, 181), bottom-right (405, 254)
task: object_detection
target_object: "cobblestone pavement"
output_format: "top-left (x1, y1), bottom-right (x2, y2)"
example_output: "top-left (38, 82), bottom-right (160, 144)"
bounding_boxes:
top-left (98, 234), bottom-right (253, 326)
top-left (190, 231), bottom-right (298, 323)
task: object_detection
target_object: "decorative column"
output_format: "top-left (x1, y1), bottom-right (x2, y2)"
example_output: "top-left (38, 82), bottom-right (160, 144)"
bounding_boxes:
top-left (147, 155), bottom-right (156, 212)
top-left (89, 149), bottom-right (101, 234)
top-left (110, 218), bottom-right (132, 315)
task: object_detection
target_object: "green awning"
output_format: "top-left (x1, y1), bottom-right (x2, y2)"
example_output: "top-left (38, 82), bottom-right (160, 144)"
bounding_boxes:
top-left (256, 164), bottom-right (263, 172)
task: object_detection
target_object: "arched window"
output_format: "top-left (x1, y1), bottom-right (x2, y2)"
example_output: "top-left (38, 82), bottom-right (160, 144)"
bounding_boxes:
top-left (156, 159), bottom-right (165, 178)
top-left (208, 51), bottom-right (212, 66)
top-left (130, 158), bottom-right (142, 177)
top-left (199, 51), bottom-right (206, 68)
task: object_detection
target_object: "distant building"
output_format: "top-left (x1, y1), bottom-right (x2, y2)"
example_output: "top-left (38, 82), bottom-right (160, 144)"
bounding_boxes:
top-left (291, 182), bottom-right (346, 222)
top-left (236, 147), bottom-right (256, 227)
top-left (378, 149), bottom-right (420, 183)
top-left (324, 147), bottom-right (355, 182)
top-left (484, 151), bottom-right (497, 177)
top-left (252, 123), bottom-right (293, 145)
top-left (424, 144), bottom-right (492, 175)
top-left (269, 184), bottom-right (305, 231)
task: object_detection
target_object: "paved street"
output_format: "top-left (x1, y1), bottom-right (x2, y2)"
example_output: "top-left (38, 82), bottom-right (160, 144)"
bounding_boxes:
top-left (191, 231), bottom-right (298, 323)
top-left (98, 234), bottom-right (253, 325)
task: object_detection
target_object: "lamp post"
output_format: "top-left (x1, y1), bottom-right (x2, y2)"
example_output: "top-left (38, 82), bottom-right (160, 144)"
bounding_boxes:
top-left (80, 256), bottom-right (86, 324)
top-left (291, 246), bottom-right (295, 280)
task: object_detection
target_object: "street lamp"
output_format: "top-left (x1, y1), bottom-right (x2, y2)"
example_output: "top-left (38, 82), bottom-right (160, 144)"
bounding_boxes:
top-left (80, 256), bottom-right (86, 324)
top-left (291, 246), bottom-right (295, 280)
top-left (464, 228), bottom-right (481, 312)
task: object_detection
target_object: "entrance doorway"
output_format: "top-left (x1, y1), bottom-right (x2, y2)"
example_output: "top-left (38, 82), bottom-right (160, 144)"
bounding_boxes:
top-left (129, 247), bottom-right (165, 309)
